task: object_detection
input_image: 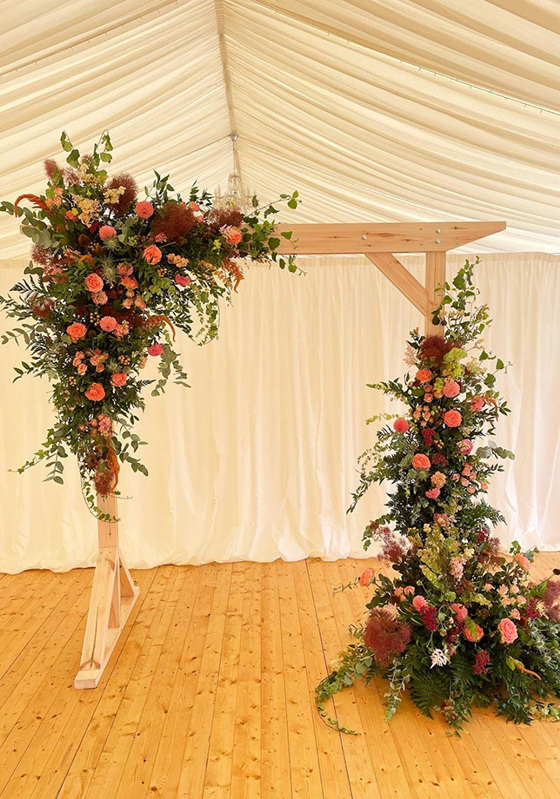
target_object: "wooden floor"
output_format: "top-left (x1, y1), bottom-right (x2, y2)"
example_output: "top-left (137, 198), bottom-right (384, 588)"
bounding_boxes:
top-left (1, 556), bottom-right (560, 799)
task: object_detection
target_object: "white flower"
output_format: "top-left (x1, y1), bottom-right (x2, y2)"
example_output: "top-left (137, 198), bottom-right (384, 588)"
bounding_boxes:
top-left (430, 648), bottom-right (449, 668)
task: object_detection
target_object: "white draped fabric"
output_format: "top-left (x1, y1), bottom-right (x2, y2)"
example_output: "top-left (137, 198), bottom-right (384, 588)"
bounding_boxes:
top-left (2, 0), bottom-right (560, 260)
top-left (1, 253), bottom-right (559, 572)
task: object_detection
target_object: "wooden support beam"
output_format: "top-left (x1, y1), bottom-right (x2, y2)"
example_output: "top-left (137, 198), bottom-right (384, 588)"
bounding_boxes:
top-left (365, 252), bottom-right (428, 315)
top-left (425, 251), bottom-right (447, 336)
top-left (275, 221), bottom-right (506, 254)
top-left (75, 494), bottom-right (139, 689)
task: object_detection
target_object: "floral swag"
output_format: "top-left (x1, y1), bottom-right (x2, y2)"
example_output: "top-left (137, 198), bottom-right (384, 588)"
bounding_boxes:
top-left (0, 132), bottom-right (299, 513)
top-left (316, 262), bottom-right (560, 731)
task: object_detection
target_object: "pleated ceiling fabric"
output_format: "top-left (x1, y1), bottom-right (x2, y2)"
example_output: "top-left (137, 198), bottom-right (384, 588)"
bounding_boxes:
top-left (1, 0), bottom-right (560, 259)
top-left (1, 253), bottom-right (559, 572)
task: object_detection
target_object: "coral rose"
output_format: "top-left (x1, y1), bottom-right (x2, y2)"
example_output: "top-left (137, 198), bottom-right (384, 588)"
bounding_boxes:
top-left (393, 418), bottom-right (409, 433)
top-left (497, 618), bottom-right (518, 644)
top-left (121, 276), bottom-right (138, 290)
top-left (175, 274), bottom-right (191, 287)
top-left (471, 396), bottom-right (485, 412)
top-left (463, 622), bottom-right (484, 642)
top-left (416, 369), bottom-right (432, 383)
top-left (443, 380), bottom-right (460, 398)
top-left (359, 568), bottom-right (374, 587)
top-left (85, 273), bottom-right (104, 293)
top-left (221, 225), bottom-right (243, 245)
top-left (514, 553), bottom-right (531, 571)
top-left (85, 383), bottom-right (105, 401)
top-left (92, 291), bottom-right (108, 306)
top-left (136, 201), bottom-right (154, 219)
top-left (100, 316), bottom-right (118, 333)
top-left (451, 603), bottom-right (468, 623)
top-left (148, 344), bottom-right (164, 357)
top-left (425, 488), bottom-right (440, 499)
top-left (412, 595), bottom-right (429, 612)
top-left (412, 453), bottom-right (431, 470)
top-left (111, 372), bottom-right (127, 387)
top-left (66, 322), bottom-right (87, 341)
top-left (99, 225), bottom-right (117, 240)
top-left (143, 245), bottom-right (162, 264)
top-left (443, 410), bottom-right (462, 428)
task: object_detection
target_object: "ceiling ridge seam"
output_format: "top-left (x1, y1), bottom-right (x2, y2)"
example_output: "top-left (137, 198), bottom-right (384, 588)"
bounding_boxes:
top-left (214, 0), bottom-right (244, 178)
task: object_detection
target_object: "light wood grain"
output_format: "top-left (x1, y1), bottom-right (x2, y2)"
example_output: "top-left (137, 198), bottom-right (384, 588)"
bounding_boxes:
top-left (1, 556), bottom-right (559, 798)
top-left (275, 221), bottom-right (506, 254)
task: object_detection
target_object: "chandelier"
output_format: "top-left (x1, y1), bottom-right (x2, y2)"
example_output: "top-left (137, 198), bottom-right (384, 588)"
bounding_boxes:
top-left (213, 133), bottom-right (253, 213)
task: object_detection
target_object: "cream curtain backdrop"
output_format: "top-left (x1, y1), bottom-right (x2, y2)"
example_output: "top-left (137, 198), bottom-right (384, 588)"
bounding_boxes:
top-left (0, 253), bottom-right (558, 572)
top-left (2, 0), bottom-right (560, 260)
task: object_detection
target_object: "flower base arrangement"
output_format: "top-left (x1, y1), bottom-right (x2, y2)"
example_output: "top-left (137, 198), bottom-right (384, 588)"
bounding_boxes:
top-left (0, 132), bottom-right (299, 514)
top-left (316, 262), bottom-right (560, 731)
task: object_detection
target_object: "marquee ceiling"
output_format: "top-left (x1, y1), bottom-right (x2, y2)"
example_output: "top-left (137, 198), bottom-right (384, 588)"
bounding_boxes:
top-left (1, 0), bottom-right (559, 261)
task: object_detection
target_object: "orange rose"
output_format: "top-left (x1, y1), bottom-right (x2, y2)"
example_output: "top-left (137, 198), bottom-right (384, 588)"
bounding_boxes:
top-left (416, 369), bottom-right (432, 383)
top-left (111, 372), bottom-right (127, 387)
top-left (66, 322), bottom-right (87, 341)
top-left (85, 273), bottom-right (104, 293)
top-left (143, 245), bottom-right (162, 264)
top-left (85, 383), bottom-right (105, 401)
top-left (443, 410), bottom-right (462, 428)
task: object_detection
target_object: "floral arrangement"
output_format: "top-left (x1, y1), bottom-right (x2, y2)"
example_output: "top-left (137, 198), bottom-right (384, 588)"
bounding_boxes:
top-left (0, 132), bottom-right (299, 513)
top-left (317, 261), bottom-right (560, 731)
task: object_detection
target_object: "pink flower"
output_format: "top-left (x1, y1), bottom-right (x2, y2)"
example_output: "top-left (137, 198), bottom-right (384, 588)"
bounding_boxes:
top-left (498, 618), bottom-right (518, 644)
top-left (425, 488), bottom-right (440, 499)
top-left (143, 245), bottom-right (162, 264)
top-left (412, 453), bottom-right (431, 470)
top-left (458, 439), bottom-right (473, 455)
top-left (66, 322), bottom-right (87, 341)
top-left (451, 603), bottom-right (468, 622)
top-left (514, 553), bottom-right (531, 571)
top-left (443, 410), bottom-right (462, 428)
top-left (99, 225), bottom-right (117, 240)
top-left (404, 586), bottom-right (415, 596)
top-left (85, 382), bottom-right (105, 401)
top-left (471, 396), bottom-right (485, 412)
top-left (111, 372), bottom-right (127, 387)
top-left (359, 568), bottom-right (374, 587)
top-left (413, 595), bottom-right (429, 612)
top-left (85, 273), bottom-right (104, 293)
top-left (117, 263), bottom-right (133, 277)
top-left (77, 363), bottom-right (87, 375)
top-left (148, 344), bottom-right (164, 357)
top-left (449, 557), bottom-right (466, 580)
top-left (221, 225), bottom-right (242, 245)
top-left (136, 201), bottom-right (154, 218)
top-left (92, 291), bottom-right (108, 305)
top-left (442, 380), bottom-right (460, 398)
top-left (416, 369), bottom-right (432, 383)
top-left (510, 609), bottom-right (521, 620)
top-left (393, 418), bottom-right (409, 433)
top-left (431, 471), bottom-right (446, 489)
top-left (100, 316), bottom-right (118, 333)
top-left (175, 274), bottom-right (191, 287)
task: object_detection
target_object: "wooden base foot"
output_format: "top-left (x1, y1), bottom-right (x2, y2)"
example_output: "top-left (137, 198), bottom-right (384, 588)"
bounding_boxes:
top-left (75, 494), bottom-right (140, 689)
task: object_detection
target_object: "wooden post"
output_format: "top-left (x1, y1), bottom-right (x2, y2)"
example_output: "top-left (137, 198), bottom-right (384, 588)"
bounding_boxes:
top-left (425, 251), bottom-right (447, 336)
top-left (75, 494), bottom-right (139, 689)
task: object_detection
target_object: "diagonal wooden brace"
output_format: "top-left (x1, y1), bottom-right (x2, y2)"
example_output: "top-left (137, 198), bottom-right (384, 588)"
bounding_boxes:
top-left (75, 493), bottom-right (139, 689)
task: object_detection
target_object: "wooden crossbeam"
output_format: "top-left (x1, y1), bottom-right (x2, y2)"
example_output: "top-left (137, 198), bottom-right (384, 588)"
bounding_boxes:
top-left (75, 493), bottom-right (139, 689)
top-left (275, 221), bottom-right (506, 254)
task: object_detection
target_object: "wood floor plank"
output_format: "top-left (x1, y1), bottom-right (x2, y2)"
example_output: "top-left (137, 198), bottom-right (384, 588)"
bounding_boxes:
top-left (275, 562), bottom-right (325, 799)
top-left (229, 563), bottom-right (262, 799)
top-left (260, 562), bottom-right (292, 798)
top-left (175, 564), bottom-right (233, 799)
top-left (144, 564), bottom-right (221, 797)
top-left (113, 565), bottom-right (204, 797)
top-left (202, 563), bottom-right (245, 798)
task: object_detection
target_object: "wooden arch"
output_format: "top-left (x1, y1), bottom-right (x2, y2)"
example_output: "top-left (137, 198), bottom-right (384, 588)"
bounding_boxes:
top-left (75, 218), bottom-right (506, 689)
